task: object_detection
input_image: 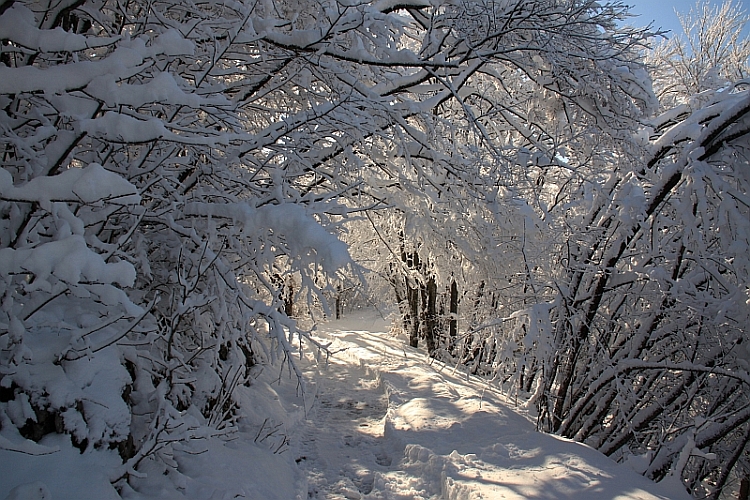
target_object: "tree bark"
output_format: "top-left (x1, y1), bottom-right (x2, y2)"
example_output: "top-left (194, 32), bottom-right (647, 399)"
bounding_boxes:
top-left (408, 284), bottom-right (420, 348)
top-left (424, 275), bottom-right (438, 356)
top-left (449, 279), bottom-right (458, 355)
top-left (335, 284), bottom-right (342, 320)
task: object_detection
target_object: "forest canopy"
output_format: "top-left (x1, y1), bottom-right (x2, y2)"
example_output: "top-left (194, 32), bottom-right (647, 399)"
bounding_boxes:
top-left (0, 0), bottom-right (749, 497)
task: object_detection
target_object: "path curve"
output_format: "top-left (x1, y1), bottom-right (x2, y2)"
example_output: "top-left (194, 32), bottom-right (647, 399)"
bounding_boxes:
top-left (288, 313), bottom-right (688, 500)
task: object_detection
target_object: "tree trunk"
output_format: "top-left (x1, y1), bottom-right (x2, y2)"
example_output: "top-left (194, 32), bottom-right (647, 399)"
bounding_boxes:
top-left (408, 284), bottom-right (420, 348)
top-left (462, 280), bottom-right (485, 362)
top-left (424, 275), bottom-right (438, 356)
top-left (739, 478), bottom-right (749, 500)
top-left (284, 276), bottom-right (295, 317)
top-left (402, 245), bottom-right (421, 348)
top-left (449, 279), bottom-right (458, 354)
top-left (335, 284), bottom-right (342, 320)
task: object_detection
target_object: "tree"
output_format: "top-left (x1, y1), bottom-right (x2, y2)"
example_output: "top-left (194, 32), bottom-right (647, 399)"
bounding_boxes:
top-left (503, 5), bottom-right (750, 496)
top-left (0, 0), bottom-right (664, 494)
top-left (555, 81), bottom-right (750, 500)
top-left (373, 2), bottom-right (750, 498)
top-left (343, 0), bottom-right (655, 363)
top-left (0, 0), bottom-right (351, 488)
top-left (647, 0), bottom-right (750, 109)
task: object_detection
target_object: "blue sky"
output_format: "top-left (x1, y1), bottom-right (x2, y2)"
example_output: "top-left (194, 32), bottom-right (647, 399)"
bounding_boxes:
top-left (626, 0), bottom-right (749, 36)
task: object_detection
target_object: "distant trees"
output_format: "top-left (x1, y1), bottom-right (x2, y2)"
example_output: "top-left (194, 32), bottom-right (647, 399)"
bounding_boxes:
top-left (348, 0), bottom-right (655, 361)
top-left (648, 0), bottom-right (750, 108)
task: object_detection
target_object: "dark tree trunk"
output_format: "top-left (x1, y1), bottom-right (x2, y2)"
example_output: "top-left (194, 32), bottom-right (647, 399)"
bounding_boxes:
top-left (408, 284), bottom-right (420, 348)
top-left (424, 275), bottom-right (438, 356)
top-left (284, 276), bottom-right (294, 317)
top-left (449, 279), bottom-right (458, 354)
top-left (335, 284), bottom-right (342, 320)
top-left (462, 280), bottom-right (485, 361)
top-left (401, 244), bottom-right (421, 349)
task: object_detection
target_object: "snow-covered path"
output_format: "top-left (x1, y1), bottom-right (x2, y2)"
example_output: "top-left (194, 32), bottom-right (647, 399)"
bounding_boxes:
top-left (289, 312), bottom-right (688, 500)
top-left (294, 340), bottom-right (392, 499)
top-left (0, 311), bottom-right (693, 499)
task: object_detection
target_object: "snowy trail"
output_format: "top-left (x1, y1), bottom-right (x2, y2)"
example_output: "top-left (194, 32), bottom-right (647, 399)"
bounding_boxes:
top-left (295, 337), bottom-right (393, 499)
top-left (289, 312), bottom-right (688, 500)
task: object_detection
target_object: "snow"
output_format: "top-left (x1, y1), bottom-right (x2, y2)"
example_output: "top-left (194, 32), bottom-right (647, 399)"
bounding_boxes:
top-left (287, 312), bottom-right (690, 500)
top-left (0, 311), bottom-right (691, 499)
top-left (0, 43), bottom-right (144, 95)
top-left (0, 431), bottom-right (121, 500)
top-left (78, 113), bottom-right (171, 144)
top-left (372, 0), bottom-right (431, 13)
top-left (0, 235), bottom-right (137, 291)
top-left (152, 30), bottom-right (195, 57)
top-left (183, 202), bottom-right (351, 272)
top-left (120, 434), bottom-right (302, 500)
top-left (0, 163), bottom-right (140, 208)
top-left (0, 371), bottom-right (303, 500)
top-left (0, 5), bottom-right (118, 53)
top-left (0, 32), bottom-right (191, 95)
top-left (85, 73), bottom-right (206, 109)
